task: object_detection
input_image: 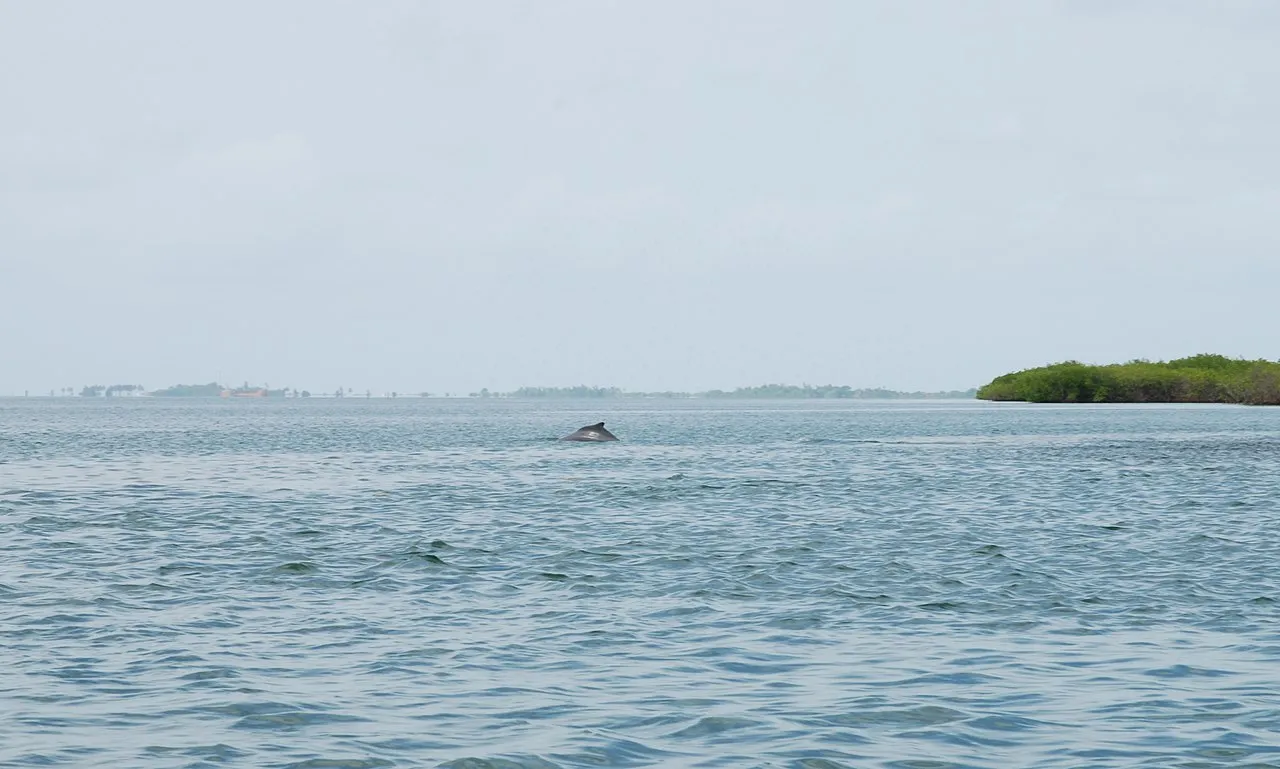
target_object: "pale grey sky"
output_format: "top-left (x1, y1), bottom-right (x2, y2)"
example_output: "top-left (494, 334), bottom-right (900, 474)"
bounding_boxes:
top-left (2, 1), bottom-right (1277, 395)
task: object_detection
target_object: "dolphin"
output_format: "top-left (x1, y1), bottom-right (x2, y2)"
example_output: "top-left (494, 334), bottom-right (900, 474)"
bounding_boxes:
top-left (561, 422), bottom-right (619, 442)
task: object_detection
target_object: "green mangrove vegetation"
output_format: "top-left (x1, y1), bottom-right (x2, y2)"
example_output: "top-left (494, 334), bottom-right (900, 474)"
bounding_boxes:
top-left (977, 354), bottom-right (1280, 405)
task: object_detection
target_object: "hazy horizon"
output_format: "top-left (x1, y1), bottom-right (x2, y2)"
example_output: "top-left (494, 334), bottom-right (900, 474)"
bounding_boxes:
top-left (4, 1), bottom-right (1278, 396)
top-left (11, 382), bottom-right (982, 398)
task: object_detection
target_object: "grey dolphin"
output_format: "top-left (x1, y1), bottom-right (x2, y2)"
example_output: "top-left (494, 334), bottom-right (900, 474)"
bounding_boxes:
top-left (561, 422), bottom-right (619, 442)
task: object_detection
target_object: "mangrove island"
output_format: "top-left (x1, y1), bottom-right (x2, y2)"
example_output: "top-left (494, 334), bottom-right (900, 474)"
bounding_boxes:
top-left (977, 354), bottom-right (1280, 405)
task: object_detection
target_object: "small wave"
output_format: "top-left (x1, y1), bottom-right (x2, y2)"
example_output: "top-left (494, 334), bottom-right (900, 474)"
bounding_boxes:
top-left (273, 561), bottom-right (319, 574)
top-left (282, 759), bottom-right (394, 769)
top-left (965, 714), bottom-right (1054, 732)
top-left (438, 756), bottom-right (561, 769)
top-left (668, 715), bottom-right (763, 739)
top-left (1144, 664), bottom-right (1235, 679)
top-left (817, 706), bottom-right (968, 728)
top-left (179, 668), bottom-right (240, 682)
top-left (233, 711), bottom-right (370, 730)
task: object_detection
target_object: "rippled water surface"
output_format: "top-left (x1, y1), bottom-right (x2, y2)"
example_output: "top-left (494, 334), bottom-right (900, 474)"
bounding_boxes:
top-left (3, 398), bottom-right (1280, 768)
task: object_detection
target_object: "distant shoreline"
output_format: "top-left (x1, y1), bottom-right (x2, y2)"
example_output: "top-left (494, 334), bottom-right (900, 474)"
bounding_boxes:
top-left (486, 385), bottom-right (977, 400)
top-left (14, 383), bottom-right (979, 400)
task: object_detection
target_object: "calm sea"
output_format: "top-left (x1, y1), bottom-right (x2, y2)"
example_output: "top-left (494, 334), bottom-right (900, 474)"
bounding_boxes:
top-left (2, 398), bottom-right (1279, 768)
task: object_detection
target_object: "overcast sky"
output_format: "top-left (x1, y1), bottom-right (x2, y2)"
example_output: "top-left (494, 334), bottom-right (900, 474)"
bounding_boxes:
top-left (2, 1), bottom-right (1277, 395)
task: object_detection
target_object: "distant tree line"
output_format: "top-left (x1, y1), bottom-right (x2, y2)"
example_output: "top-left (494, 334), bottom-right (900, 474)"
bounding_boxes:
top-left (977, 354), bottom-right (1280, 405)
top-left (504, 386), bottom-right (624, 398)
top-left (700, 384), bottom-right (977, 399)
top-left (58, 381), bottom-right (980, 401)
top-left (489, 384), bottom-right (976, 399)
top-left (150, 383), bottom-right (224, 397)
top-left (79, 384), bottom-right (145, 397)
top-left (148, 383), bottom-right (310, 397)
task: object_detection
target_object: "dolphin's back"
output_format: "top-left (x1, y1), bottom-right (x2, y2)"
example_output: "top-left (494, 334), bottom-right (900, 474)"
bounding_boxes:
top-left (561, 422), bottom-right (619, 442)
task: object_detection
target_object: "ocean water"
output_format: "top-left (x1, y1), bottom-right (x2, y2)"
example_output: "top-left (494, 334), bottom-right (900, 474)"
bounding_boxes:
top-left (2, 398), bottom-right (1280, 769)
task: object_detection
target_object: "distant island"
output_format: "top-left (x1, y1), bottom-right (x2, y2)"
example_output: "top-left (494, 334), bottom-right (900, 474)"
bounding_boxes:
top-left (149, 383), bottom-right (224, 397)
top-left (977, 354), bottom-right (1280, 405)
top-left (487, 385), bottom-right (977, 399)
top-left (149, 382), bottom-right (302, 398)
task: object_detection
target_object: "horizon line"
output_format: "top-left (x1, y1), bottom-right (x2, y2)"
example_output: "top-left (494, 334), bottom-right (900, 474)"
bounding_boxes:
top-left (7, 382), bottom-right (980, 399)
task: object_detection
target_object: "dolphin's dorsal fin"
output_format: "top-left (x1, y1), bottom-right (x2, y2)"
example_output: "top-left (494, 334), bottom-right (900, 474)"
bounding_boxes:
top-left (561, 421), bottom-right (618, 441)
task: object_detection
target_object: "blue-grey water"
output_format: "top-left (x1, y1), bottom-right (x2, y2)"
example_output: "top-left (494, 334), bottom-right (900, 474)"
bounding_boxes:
top-left (3, 398), bottom-right (1280, 769)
